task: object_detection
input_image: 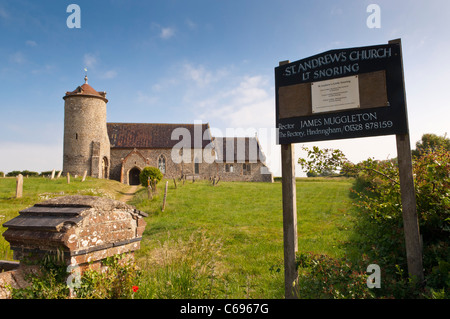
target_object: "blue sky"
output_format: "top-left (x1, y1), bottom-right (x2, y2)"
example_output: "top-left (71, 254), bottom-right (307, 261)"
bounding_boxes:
top-left (0, 0), bottom-right (449, 176)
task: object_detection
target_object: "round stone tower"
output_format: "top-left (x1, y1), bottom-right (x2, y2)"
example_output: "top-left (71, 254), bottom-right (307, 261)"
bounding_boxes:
top-left (63, 76), bottom-right (110, 179)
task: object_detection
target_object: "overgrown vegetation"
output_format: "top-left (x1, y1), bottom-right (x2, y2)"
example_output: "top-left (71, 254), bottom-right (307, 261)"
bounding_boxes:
top-left (130, 178), bottom-right (356, 298)
top-left (9, 253), bottom-right (140, 299)
top-left (296, 134), bottom-right (449, 298)
top-left (139, 167), bottom-right (163, 187)
top-left (2, 133), bottom-right (448, 299)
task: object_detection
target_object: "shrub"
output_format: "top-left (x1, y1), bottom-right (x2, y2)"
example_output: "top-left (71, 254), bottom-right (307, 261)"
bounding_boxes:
top-left (347, 146), bottom-right (450, 298)
top-left (10, 251), bottom-right (70, 299)
top-left (296, 252), bottom-right (375, 299)
top-left (74, 254), bottom-right (141, 299)
top-left (10, 253), bottom-right (141, 299)
top-left (6, 170), bottom-right (39, 177)
top-left (139, 167), bottom-right (163, 187)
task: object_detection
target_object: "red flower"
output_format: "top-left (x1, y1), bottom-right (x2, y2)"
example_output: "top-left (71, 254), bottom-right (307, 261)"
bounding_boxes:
top-left (132, 286), bottom-right (139, 293)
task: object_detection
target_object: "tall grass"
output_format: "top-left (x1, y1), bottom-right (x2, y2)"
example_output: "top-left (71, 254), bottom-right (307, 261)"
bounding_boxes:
top-left (131, 178), bottom-right (356, 298)
top-left (1, 176), bottom-right (357, 298)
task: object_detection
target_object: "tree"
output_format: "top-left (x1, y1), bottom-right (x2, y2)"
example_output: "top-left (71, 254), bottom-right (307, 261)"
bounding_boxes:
top-left (412, 133), bottom-right (450, 157)
top-left (139, 167), bottom-right (163, 188)
top-left (298, 146), bottom-right (348, 176)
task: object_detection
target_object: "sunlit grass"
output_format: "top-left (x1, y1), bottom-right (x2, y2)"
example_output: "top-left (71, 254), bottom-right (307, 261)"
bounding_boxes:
top-left (131, 178), bottom-right (356, 298)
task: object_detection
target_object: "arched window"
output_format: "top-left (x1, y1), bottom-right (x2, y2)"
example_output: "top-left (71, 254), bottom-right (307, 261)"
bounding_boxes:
top-left (158, 155), bottom-right (166, 174)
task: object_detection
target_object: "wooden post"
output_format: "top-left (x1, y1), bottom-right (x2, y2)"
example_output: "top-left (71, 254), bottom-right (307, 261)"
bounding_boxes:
top-left (67, 172), bottom-right (70, 184)
top-left (281, 143), bottom-right (298, 299)
top-left (279, 59), bottom-right (298, 299)
top-left (173, 178), bottom-right (177, 189)
top-left (147, 186), bottom-right (153, 200)
top-left (389, 39), bottom-right (424, 282)
top-left (162, 181), bottom-right (168, 212)
top-left (15, 174), bottom-right (23, 198)
top-left (51, 169), bottom-right (56, 180)
top-left (396, 134), bottom-right (423, 281)
top-left (56, 170), bottom-right (62, 178)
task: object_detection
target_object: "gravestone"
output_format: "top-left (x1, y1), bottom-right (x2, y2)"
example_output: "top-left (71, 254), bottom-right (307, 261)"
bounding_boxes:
top-left (81, 170), bottom-right (87, 182)
top-left (15, 174), bottom-right (23, 198)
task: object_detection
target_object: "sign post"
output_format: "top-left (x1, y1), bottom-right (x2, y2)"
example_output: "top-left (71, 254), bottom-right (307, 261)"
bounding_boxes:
top-left (275, 39), bottom-right (423, 294)
top-left (390, 39), bottom-right (424, 282)
top-left (280, 58), bottom-right (299, 299)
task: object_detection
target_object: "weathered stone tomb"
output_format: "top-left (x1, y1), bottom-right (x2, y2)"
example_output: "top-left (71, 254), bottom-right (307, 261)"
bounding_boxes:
top-left (2, 195), bottom-right (147, 271)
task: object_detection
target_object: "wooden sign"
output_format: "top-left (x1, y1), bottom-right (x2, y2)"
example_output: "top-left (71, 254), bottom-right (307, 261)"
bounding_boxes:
top-left (275, 41), bottom-right (408, 144)
top-left (275, 39), bottom-right (423, 299)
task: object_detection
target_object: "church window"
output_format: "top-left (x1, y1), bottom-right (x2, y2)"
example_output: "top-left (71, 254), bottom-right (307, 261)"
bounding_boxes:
top-left (158, 155), bottom-right (166, 174)
top-left (225, 164), bottom-right (234, 173)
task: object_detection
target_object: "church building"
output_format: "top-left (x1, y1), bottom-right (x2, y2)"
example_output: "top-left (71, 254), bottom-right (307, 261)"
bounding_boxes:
top-left (62, 77), bottom-right (273, 184)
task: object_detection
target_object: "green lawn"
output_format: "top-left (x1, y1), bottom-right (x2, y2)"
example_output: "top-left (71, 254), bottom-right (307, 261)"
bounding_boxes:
top-left (130, 178), bottom-right (357, 298)
top-left (0, 176), bottom-right (357, 298)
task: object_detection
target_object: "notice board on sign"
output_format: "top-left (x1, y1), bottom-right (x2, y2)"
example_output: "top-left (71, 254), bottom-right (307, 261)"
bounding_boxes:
top-left (275, 41), bottom-right (408, 144)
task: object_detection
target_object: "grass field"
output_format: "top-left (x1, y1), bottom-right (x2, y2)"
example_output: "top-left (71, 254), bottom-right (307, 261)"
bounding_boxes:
top-left (129, 177), bottom-right (357, 298)
top-left (0, 176), bottom-right (357, 298)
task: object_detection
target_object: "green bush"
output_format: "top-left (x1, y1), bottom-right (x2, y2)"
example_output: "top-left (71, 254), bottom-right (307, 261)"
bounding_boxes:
top-left (74, 254), bottom-right (141, 299)
top-left (296, 252), bottom-right (375, 299)
top-left (346, 145), bottom-right (450, 298)
top-left (10, 251), bottom-right (70, 299)
top-left (10, 253), bottom-right (141, 299)
top-left (6, 170), bottom-right (39, 177)
top-left (139, 167), bottom-right (163, 187)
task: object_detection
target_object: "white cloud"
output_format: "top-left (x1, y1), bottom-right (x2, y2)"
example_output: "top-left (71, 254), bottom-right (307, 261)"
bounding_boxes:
top-left (182, 62), bottom-right (230, 89)
top-left (160, 27), bottom-right (175, 39)
top-left (136, 91), bottom-right (158, 105)
top-left (100, 70), bottom-right (117, 79)
top-left (195, 74), bottom-right (274, 129)
top-left (186, 19), bottom-right (196, 30)
top-left (0, 6), bottom-right (9, 19)
top-left (183, 63), bottom-right (214, 87)
top-left (83, 53), bottom-right (97, 69)
top-left (151, 22), bottom-right (176, 39)
top-left (31, 64), bottom-right (55, 75)
top-left (9, 51), bottom-right (26, 64)
top-left (25, 40), bottom-right (37, 47)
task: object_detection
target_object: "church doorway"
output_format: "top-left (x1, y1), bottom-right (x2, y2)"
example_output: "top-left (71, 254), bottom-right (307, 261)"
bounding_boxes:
top-left (129, 167), bottom-right (141, 185)
top-left (102, 157), bottom-right (109, 179)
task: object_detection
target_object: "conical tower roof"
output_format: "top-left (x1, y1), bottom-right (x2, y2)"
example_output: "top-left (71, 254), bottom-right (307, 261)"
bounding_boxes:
top-left (63, 75), bottom-right (108, 102)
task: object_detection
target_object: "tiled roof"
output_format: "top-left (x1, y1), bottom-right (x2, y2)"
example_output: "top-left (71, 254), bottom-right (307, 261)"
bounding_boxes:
top-left (214, 137), bottom-right (266, 163)
top-left (64, 83), bottom-right (108, 102)
top-left (107, 123), bottom-right (212, 149)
